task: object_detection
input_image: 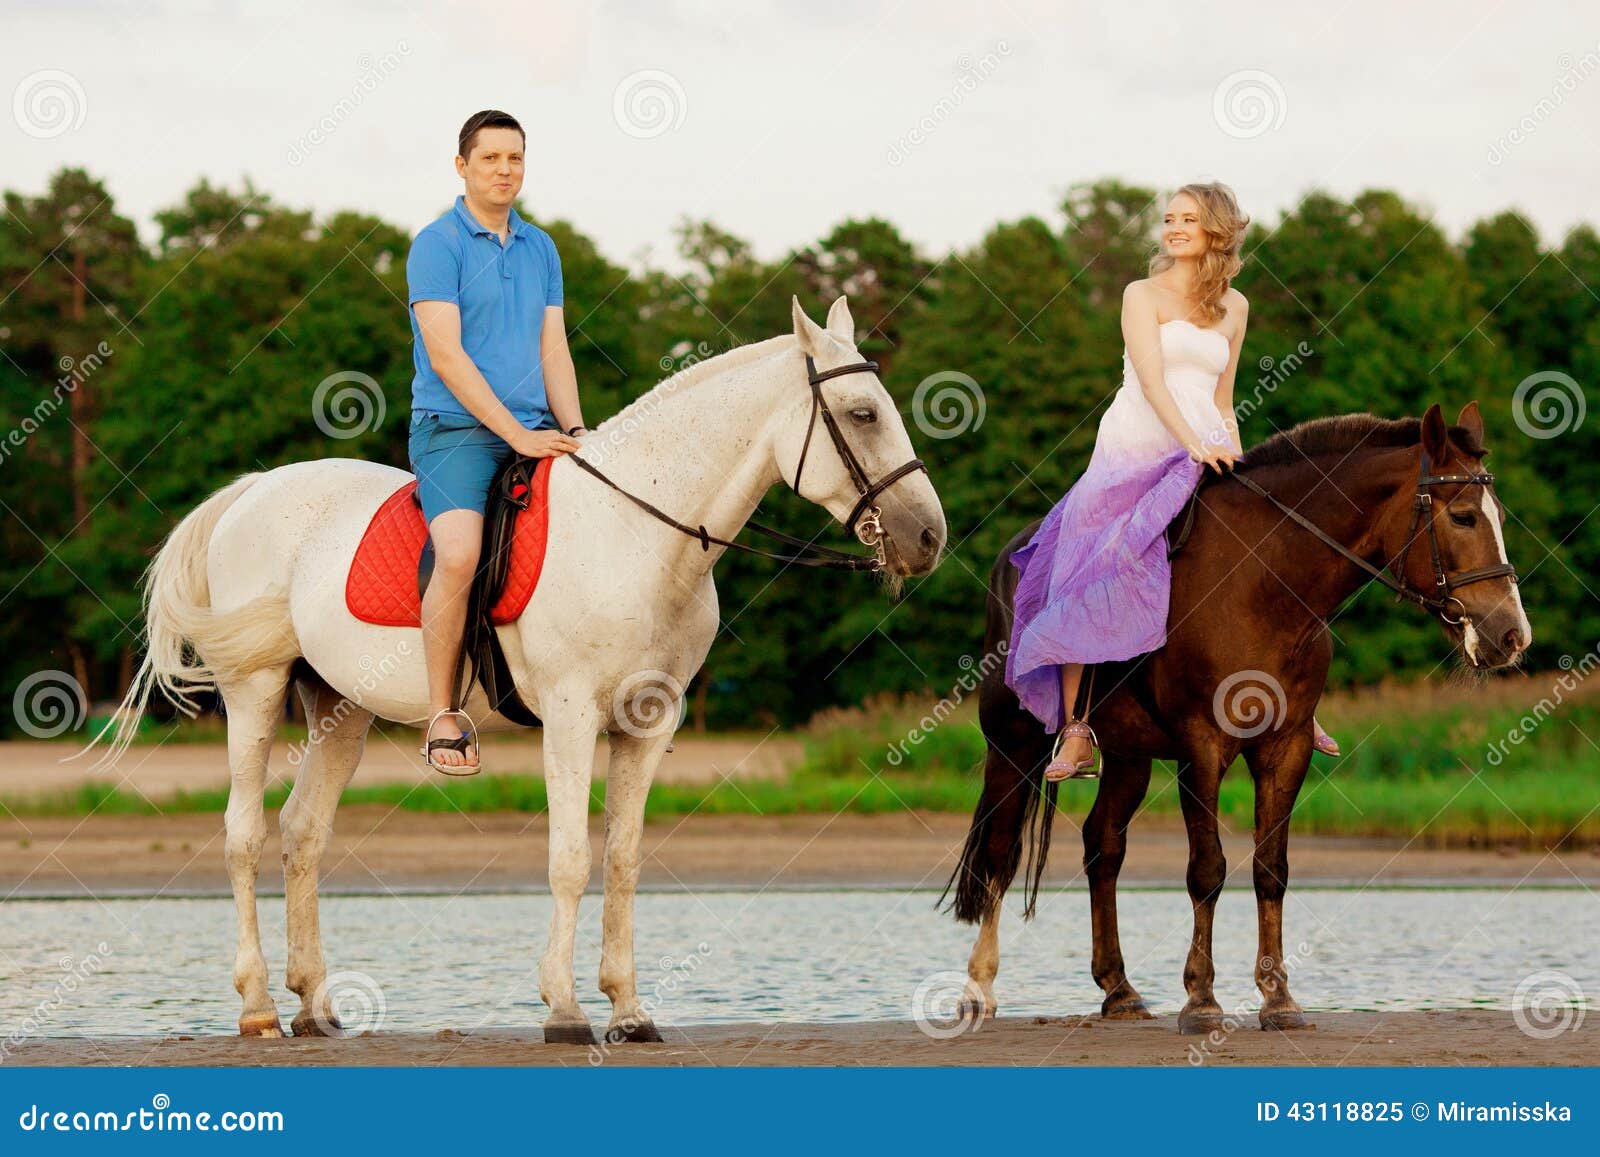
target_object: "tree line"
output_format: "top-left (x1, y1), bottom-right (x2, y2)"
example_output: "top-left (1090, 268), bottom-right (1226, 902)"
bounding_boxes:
top-left (1, 168), bottom-right (1595, 731)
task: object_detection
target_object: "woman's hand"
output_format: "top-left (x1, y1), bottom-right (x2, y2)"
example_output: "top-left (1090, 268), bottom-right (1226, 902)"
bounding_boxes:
top-left (1187, 440), bottom-right (1238, 473)
top-left (510, 427), bottom-right (583, 458)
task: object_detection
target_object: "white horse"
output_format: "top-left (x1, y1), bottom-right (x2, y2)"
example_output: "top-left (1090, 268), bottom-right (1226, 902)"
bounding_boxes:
top-left (94, 296), bottom-right (947, 1043)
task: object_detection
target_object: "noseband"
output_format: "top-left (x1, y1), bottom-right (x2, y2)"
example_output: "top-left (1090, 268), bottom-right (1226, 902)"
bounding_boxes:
top-left (1227, 447), bottom-right (1518, 627)
top-left (793, 355), bottom-right (929, 543)
top-left (564, 351), bottom-right (928, 572)
top-left (1387, 448), bottom-right (1518, 624)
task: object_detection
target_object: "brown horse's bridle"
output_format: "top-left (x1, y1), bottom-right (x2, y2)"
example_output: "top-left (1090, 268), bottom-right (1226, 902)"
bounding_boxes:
top-left (1229, 447), bottom-right (1518, 626)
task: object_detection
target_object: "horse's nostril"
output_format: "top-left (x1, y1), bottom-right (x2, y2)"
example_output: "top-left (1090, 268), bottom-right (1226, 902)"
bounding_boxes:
top-left (1503, 627), bottom-right (1523, 651)
top-left (920, 526), bottom-right (939, 552)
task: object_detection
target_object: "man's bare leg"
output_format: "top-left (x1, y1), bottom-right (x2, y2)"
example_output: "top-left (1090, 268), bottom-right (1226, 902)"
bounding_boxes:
top-left (420, 509), bottom-right (484, 770)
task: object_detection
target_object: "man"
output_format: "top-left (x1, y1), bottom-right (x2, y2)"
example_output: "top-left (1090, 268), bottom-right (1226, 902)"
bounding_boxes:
top-left (407, 109), bottom-right (586, 771)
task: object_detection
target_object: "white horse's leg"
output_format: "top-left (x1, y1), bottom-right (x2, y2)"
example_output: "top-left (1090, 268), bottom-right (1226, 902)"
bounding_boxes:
top-left (597, 729), bottom-right (673, 1044)
top-left (539, 701), bottom-right (602, 1044)
top-left (281, 675), bottom-right (372, 1037)
top-left (222, 665), bottom-right (293, 1037)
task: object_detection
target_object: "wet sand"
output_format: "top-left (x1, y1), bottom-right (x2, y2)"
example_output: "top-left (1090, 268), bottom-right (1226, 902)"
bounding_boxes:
top-left (2, 808), bottom-right (1596, 898)
top-left (8, 1011), bottom-right (1593, 1067)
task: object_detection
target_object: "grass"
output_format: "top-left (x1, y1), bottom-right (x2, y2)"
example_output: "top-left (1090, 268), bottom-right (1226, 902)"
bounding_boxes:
top-left (7, 673), bottom-right (1600, 848)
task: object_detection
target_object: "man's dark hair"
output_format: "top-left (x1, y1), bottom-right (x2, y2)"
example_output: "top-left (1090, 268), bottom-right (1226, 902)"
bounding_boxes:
top-left (458, 110), bottom-right (525, 160)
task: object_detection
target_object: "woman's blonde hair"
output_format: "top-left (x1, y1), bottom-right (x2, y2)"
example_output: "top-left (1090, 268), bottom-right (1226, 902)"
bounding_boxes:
top-left (1148, 182), bottom-right (1250, 325)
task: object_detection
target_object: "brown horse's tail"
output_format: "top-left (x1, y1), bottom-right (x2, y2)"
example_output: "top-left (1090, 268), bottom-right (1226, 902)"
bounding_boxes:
top-left (941, 523), bottom-right (1058, 924)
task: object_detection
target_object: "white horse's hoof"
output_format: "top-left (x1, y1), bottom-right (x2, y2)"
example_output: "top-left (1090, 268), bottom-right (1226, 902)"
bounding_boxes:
top-left (238, 1010), bottom-right (285, 1038)
top-left (543, 1018), bottom-right (597, 1046)
top-left (604, 1018), bottom-right (664, 1044)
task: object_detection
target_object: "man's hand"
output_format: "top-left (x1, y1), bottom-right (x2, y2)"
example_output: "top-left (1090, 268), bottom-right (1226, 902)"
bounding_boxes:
top-left (510, 427), bottom-right (583, 458)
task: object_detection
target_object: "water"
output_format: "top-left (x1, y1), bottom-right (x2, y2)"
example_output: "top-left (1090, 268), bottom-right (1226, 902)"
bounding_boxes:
top-left (0, 888), bottom-right (1593, 1037)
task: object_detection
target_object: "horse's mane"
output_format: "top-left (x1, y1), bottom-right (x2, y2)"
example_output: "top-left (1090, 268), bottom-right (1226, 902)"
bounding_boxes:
top-left (596, 333), bottom-right (796, 434)
top-left (1208, 412), bottom-right (1487, 488)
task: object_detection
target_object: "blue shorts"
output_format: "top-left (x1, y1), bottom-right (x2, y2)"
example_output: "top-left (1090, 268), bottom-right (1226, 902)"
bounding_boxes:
top-left (407, 411), bottom-right (556, 525)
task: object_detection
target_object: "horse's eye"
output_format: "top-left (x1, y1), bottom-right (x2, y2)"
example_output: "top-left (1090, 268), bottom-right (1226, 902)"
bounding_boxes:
top-left (1448, 510), bottom-right (1476, 528)
top-left (850, 408), bottom-right (877, 425)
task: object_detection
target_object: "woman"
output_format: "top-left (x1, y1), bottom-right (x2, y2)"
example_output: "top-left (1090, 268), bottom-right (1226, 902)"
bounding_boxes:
top-left (1004, 182), bottom-right (1339, 780)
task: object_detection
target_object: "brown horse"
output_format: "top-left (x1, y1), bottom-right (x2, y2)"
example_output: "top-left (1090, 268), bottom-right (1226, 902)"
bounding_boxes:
top-left (943, 402), bottom-right (1531, 1034)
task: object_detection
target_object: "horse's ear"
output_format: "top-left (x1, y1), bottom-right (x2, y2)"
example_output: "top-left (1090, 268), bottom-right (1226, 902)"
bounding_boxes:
top-left (1420, 403), bottom-right (1449, 460)
top-left (791, 295), bottom-right (829, 357)
top-left (825, 295), bottom-right (855, 343)
top-left (1455, 400), bottom-right (1485, 449)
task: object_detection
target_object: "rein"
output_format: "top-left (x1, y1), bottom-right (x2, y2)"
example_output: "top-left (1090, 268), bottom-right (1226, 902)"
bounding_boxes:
top-left (1223, 447), bottom-right (1517, 625)
top-left (563, 353), bottom-right (928, 573)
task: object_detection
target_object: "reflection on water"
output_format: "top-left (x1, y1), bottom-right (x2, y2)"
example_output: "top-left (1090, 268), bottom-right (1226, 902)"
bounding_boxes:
top-left (0, 888), bottom-right (1593, 1037)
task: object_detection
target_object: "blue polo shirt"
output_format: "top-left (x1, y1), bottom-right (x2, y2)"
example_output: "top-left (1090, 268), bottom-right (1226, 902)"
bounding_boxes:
top-left (406, 195), bottom-right (564, 424)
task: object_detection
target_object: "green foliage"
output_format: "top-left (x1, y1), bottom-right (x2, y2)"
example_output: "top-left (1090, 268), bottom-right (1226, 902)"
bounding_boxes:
top-left (1, 170), bottom-right (1595, 731)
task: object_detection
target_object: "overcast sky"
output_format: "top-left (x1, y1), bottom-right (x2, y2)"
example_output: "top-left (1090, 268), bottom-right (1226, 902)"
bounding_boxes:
top-left (4, 0), bottom-right (1598, 267)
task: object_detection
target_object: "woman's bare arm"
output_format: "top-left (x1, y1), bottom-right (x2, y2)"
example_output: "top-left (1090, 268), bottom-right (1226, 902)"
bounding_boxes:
top-left (1213, 294), bottom-right (1248, 454)
top-left (1121, 282), bottom-right (1204, 456)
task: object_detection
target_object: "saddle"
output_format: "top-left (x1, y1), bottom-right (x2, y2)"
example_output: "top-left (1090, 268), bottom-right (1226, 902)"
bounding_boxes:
top-left (345, 456), bottom-right (553, 726)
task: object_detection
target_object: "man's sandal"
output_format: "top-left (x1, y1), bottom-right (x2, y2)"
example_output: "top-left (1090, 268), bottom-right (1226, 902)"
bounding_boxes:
top-left (1045, 718), bottom-right (1100, 781)
top-left (422, 708), bottom-right (481, 777)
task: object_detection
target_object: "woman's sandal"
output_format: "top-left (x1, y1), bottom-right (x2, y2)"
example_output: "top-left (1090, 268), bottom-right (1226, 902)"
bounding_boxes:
top-left (1045, 718), bottom-right (1100, 781)
top-left (422, 708), bottom-right (481, 777)
top-left (1312, 718), bottom-right (1340, 758)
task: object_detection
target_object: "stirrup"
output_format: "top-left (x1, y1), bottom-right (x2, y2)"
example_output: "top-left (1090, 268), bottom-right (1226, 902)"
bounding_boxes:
top-left (422, 708), bottom-right (481, 777)
top-left (1045, 718), bottom-right (1100, 781)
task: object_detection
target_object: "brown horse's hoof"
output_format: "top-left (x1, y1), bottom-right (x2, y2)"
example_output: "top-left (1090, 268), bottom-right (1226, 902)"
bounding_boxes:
top-left (291, 1011), bottom-right (344, 1038)
top-left (238, 1010), bottom-right (285, 1038)
top-left (1260, 1008), bottom-right (1315, 1031)
top-left (1177, 1006), bottom-right (1226, 1036)
top-left (544, 1018), bottom-right (598, 1046)
top-left (604, 1018), bottom-right (664, 1044)
top-left (1101, 995), bottom-right (1156, 1021)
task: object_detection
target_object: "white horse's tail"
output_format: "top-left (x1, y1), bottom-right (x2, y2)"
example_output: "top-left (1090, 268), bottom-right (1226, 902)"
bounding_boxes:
top-left (78, 472), bottom-right (295, 769)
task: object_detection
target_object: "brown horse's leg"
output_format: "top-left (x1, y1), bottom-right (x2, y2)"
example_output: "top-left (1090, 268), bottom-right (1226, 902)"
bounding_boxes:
top-left (1084, 754), bottom-right (1154, 1019)
top-left (1175, 754), bottom-right (1229, 1035)
top-left (1246, 731), bottom-right (1316, 1031)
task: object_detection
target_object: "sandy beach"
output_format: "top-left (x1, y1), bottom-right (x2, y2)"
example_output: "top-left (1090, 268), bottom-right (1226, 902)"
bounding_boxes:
top-left (4, 807), bottom-right (1598, 898)
top-left (7, 1011), bottom-right (1593, 1067)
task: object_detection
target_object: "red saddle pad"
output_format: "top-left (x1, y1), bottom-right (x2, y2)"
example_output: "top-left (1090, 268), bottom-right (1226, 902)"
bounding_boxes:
top-left (344, 459), bottom-right (553, 628)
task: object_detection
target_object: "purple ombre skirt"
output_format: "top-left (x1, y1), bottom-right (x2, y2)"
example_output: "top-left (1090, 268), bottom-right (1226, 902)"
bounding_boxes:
top-left (1004, 444), bottom-right (1205, 733)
